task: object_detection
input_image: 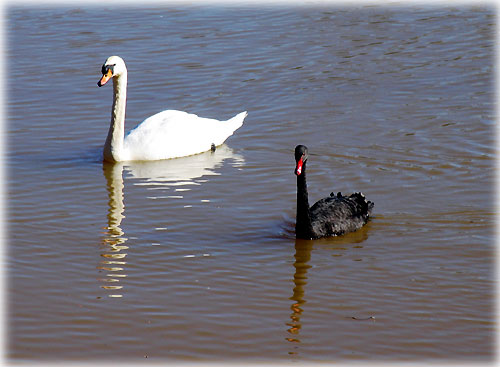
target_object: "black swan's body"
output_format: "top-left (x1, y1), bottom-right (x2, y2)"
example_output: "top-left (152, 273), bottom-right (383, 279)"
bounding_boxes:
top-left (294, 145), bottom-right (373, 239)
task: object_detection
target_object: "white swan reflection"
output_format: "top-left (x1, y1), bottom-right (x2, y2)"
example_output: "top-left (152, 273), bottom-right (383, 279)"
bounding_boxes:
top-left (99, 145), bottom-right (244, 298)
top-left (125, 144), bottom-right (244, 198)
top-left (100, 162), bottom-right (127, 298)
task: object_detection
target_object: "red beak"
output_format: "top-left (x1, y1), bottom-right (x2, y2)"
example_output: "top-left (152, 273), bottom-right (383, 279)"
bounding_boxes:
top-left (295, 157), bottom-right (304, 175)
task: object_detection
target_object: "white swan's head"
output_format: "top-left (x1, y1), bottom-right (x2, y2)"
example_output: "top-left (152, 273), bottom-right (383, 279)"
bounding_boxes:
top-left (97, 56), bottom-right (127, 87)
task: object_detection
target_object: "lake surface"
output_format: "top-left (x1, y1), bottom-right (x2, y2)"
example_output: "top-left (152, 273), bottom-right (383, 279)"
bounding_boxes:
top-left (6, 4), bottom-right (496, 364)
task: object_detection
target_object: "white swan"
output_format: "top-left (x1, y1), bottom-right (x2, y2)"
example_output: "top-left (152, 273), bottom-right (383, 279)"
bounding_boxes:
top-left (97, 55), bottom-right (247, 162)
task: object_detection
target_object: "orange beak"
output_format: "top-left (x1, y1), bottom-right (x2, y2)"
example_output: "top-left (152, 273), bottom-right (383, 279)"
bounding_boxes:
top-left (97, 69), bottom-right (113, 87)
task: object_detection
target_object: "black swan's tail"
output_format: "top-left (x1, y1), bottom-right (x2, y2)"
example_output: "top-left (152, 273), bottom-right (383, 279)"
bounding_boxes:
top-left (331, 191), bottom-right (374, 217)
top-left (350, 192), bottom-right (374, 216)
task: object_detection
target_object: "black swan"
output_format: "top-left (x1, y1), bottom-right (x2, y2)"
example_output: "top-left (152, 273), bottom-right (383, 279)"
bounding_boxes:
top-left (294, 145), bottom-right (374, 239)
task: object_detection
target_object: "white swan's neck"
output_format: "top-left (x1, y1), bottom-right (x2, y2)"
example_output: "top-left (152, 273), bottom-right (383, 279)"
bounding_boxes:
top-left (103, 71), bottom-right (127, 162)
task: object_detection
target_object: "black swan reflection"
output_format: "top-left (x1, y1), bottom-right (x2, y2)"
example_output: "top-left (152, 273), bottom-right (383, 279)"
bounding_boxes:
top-left (294, 145), bottom-right (374, 239)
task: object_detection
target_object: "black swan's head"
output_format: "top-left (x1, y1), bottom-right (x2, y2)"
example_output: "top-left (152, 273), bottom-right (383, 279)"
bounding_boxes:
top-left (294, 145), bottom-right (308, 176)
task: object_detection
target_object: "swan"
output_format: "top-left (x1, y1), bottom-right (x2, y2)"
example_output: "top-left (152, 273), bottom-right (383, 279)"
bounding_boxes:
top-left (294, 145), bottom-right (374, 239)
top-left (97, 55), bottom-right (247, 162)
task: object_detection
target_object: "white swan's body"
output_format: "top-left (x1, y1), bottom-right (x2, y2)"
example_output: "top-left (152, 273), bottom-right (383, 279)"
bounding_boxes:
top-left (98, 56), bottom-right (247, 162)
top-left (121, 109), bottom-right (246, 161)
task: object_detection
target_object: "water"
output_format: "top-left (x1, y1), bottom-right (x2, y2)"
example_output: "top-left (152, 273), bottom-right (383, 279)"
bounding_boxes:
top-left (6, 4), bottom-right (495, 363)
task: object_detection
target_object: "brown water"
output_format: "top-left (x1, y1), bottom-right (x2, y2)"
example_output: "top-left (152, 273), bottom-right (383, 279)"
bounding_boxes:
top-left (6, 4), bottom-right (496, 364)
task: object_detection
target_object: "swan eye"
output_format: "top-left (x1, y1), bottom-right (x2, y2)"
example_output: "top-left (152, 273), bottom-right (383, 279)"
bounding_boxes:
top-left (101, 64), bottom-right (115, 76)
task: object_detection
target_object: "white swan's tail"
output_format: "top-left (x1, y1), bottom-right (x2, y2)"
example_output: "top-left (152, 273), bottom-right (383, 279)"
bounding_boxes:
top-left (227, 111), bottom-right (247, 131)
top-left (209, 111), bottom-right (247, 147)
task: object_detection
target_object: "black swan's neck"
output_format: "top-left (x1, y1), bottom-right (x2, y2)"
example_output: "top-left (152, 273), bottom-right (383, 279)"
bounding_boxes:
top-left (296, 163), bottom-right (314, 238)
